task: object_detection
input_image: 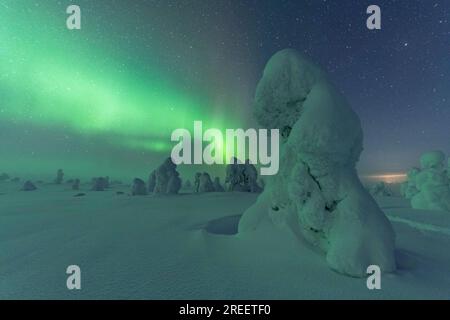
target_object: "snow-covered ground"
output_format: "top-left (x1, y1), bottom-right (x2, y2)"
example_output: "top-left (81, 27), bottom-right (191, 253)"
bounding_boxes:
top-left (1, 181), bottom-right (450, 299)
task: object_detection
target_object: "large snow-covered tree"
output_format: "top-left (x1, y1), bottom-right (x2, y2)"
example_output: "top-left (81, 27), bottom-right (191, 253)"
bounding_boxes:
top-left (238, 49), bottom-right (396, 277)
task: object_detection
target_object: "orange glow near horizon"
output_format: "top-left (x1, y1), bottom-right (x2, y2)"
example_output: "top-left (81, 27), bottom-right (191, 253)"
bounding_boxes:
top-left (362, 173), bottom-right (407, 184)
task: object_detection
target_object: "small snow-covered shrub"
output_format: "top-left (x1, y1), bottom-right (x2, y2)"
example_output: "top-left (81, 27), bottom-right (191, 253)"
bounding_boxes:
top-left (238, 49), bottom-right (396, 277)
top-left (242, 160), bottom-right (262, 193)
top-left (148, 171), bottom-right (156, 193)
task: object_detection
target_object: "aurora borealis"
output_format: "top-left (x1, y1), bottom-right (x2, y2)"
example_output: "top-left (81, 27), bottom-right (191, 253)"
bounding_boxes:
top-left (1, 0), bottom-right (449, 180)
top-left (0, 0), bottom-right (252, 178)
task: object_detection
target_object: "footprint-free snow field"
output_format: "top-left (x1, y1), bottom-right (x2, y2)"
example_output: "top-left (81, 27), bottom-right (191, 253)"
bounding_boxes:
top-left (1, 182), bottom-right (449, 299)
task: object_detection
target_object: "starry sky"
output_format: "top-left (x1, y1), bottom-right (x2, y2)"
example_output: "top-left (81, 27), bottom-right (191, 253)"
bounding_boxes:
top-left (0, 0), bottom-right (449, 180)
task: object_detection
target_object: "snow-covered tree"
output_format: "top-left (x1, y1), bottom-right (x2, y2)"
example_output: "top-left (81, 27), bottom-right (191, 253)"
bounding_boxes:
top-left (22, 180), bottom-right (37, 191)
top-left (243, 160), bottom-right (262, 193)
top-left (400, 167), bottom-right (420, 199)
top-left (213, 177), bottom-right (225, 192)
top-left (183, 179), bottom-right (192, 190)
top-left (402, 151), bottom-right (450, 211)
top-left (238, 49), bottom-right (396, 277)
top-left (132, 178), bottom-right (147, 196)
top-left (0, 173), bottom-right (10, 181)
top-left (72, 179), bottom-right (80, 190)
top-left (194, 172), bottom-right (202, 193)
top-left (149, 157), bottom-right (182, 194)
top-left (370, 182), bottom-right (393, 197)
top-left (198, 172), bottom-right (214, 193)
top-left (54, 169), bottom-right (64, 184)
top-left (92, 177), bottom-right (108, 191)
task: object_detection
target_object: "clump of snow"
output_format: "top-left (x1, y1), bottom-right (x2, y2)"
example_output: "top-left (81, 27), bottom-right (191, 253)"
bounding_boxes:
top-left (213, 177), bottom-right (225, 192)
top-left (402, 151), bottom-right (450, 211)
top-left (370, 182), bottom-right (393, 197)
top-left (238, 49), bottom-right (396, 277)
top-left (149, 157), bottom-right (182, 194)
top-left (54, 169), bottom-right (64, 184)
top-left (131, 178), bottom-right (147, 196)
top-left (21, 180), bottom-right (37, 191)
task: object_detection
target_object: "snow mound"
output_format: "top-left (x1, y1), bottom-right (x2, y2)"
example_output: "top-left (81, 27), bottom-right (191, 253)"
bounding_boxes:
top-left (238, 49), bottom-right (396, 277)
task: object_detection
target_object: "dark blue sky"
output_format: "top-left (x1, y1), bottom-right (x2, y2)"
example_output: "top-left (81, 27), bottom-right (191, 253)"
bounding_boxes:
top-left (204, 0), bottom-right (450, 173)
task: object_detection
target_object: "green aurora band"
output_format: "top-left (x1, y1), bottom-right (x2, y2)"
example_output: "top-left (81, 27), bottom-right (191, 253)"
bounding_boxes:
top-left (0, 1), bottom-right (246, 178)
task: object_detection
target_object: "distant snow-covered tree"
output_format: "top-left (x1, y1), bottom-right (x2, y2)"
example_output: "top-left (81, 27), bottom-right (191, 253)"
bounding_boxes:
top-left (132, 178), bottom-right (147, 196)
top-left (55, 169), bottom-right (64, 184)
top-left (402, 151), bottom-right (450, 211)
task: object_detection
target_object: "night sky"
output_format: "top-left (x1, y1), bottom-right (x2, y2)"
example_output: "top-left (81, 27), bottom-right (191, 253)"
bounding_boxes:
top-left (0, 0), bottom-right (449, 180)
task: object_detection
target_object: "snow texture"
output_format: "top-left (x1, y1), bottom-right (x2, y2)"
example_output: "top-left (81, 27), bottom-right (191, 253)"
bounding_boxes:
top-left (238, 49), bottom-right (396, 277)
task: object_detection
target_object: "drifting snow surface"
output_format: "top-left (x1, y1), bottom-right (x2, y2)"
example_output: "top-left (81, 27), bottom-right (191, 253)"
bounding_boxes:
top-left (1, 181), bottom-right (450, 299)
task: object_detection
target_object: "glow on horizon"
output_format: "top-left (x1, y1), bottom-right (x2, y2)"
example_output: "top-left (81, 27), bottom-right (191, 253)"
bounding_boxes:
top-left (363, 173), bottom-right (407, 184)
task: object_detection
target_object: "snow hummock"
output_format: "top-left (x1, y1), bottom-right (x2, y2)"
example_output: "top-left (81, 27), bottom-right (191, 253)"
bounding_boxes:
top-left (238, 49), bottom-right (396, 277)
